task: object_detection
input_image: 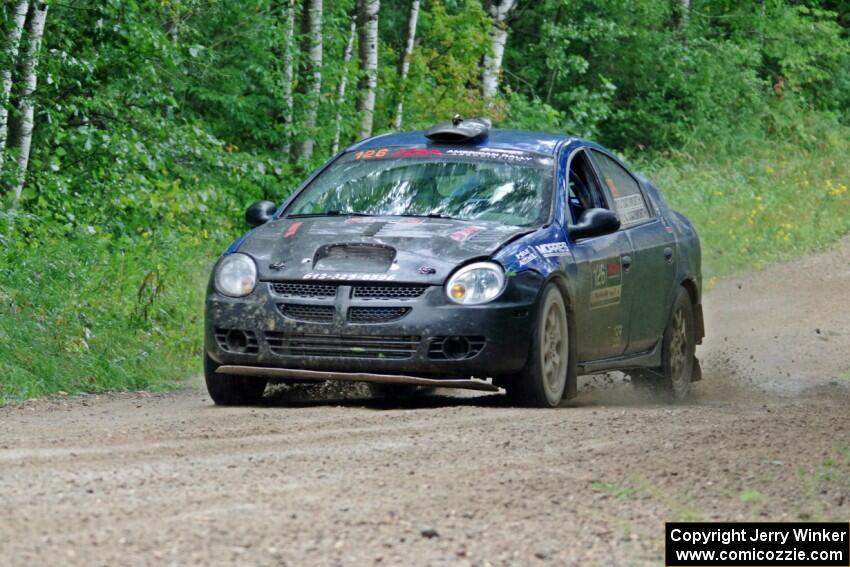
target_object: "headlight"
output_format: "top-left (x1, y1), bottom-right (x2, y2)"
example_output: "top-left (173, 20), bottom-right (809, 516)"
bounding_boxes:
top-left (445, 261), bottom-right (506, 305)
top-left (215, 253), bottom-right (257, 297)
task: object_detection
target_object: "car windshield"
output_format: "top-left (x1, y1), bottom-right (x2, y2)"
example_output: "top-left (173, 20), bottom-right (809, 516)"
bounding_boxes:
top-left (286, 148), bottom-right (555, 227)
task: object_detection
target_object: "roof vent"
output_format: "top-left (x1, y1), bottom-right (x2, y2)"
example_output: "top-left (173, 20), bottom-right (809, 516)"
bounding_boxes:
top-left (424, 115), bottom-right (491, 143)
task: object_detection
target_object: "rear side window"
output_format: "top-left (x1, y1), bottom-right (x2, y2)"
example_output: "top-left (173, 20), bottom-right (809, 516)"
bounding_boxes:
top-left (590, 150), bottom-right (651, 226)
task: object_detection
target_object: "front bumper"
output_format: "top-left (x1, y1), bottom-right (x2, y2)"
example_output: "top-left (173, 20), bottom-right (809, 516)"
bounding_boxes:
top-left (204, 271), bottom-right (542, 379)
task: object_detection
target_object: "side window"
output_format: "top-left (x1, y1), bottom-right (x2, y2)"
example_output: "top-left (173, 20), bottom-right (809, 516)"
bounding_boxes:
top-left (590, 150), bottom-right (651, 227)
top-left (566, 150), bottom-right (609, 223)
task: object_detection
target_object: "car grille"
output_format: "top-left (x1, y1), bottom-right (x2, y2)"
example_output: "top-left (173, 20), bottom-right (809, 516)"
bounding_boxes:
top-left (352, 284), bottom-right (428, 300)
top-left (265, 333), bottom-right (420, 359)
top-left (348, 306), bottom-right (411, 323)
top-left (278, 303), bottom-right (335, 323)
top-left (270, 282), bottom-right (337, 298)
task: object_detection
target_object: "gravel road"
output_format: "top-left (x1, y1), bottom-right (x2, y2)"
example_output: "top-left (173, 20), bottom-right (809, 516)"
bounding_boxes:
top-left (2, 239), bottom-right (849, 566)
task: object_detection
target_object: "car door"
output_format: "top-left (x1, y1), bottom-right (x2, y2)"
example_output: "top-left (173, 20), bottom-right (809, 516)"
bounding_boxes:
top-left (589, 149), bottom-right (677, 354)
top-left (566, 149), bottom-right (635, 361)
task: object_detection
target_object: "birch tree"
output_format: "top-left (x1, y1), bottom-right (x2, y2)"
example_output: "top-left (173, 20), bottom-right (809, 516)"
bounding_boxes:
top-left (393, 0), bottom-right (419, 130)
top-left (331, 20), bottom-right (356, 155)
top-left (12, 1), bottom-right (48, 200)
top-left (356, 0), bottom-right (379, 139)
top-left (0, 0), bottom-right (29, 160)
top-left (297, 0), bottom-right (322, 161)
top-left (677, 0), bottom-right (690, 29)
top-left (280, 0), bottom-right (296, 159)
top-left (481, 0), bottom-right (516, 99)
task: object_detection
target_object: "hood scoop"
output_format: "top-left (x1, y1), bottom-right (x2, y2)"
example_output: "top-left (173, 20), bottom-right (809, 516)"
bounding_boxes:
top-left (314, 243), bottom-right (395, 273)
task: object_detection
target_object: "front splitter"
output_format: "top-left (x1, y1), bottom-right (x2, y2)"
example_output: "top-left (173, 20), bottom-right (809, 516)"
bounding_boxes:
top-left (216, 365), bottom-right (500, 392)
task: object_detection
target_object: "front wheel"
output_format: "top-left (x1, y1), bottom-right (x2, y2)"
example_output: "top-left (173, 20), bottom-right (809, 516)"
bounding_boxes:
top-left (204, 354), bottom-right (267, 406)
top-left (505, 284), bottom-right (570, 408)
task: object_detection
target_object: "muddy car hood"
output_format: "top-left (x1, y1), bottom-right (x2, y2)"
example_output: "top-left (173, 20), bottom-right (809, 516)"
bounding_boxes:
top-left (235, 216), bottom-right (532, 285)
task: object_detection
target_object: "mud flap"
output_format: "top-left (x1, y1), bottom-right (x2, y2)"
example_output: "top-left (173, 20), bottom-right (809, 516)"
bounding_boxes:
top-left (692, 356), bottom-right (702, 382)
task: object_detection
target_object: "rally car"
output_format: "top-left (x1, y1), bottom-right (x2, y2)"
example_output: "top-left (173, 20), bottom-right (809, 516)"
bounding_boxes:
top-left (204, 117), bottom-right (704, 408)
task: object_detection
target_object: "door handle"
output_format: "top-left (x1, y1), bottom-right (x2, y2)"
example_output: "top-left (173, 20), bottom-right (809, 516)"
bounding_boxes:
top-left (663, 247), bottom-right (674, 262)
top-left (621, 255), bottom-right (633, 271)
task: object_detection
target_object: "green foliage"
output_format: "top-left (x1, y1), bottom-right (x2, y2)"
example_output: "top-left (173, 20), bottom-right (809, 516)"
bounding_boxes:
top-left (639, 116), bottom-right (850, 278)
top-left (389, 1), bottom-right (492, 128)
top-left (0, 235), bottom-right (219, 402)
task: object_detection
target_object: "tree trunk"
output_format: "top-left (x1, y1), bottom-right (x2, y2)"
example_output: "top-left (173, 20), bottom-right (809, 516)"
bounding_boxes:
top-left (331, 20), bottom-right (357, 155)
top-left (0, 0), bottom-right (29, 160)
top-left (674, 0), bottom-right (690, 29)
top-left (297, 0), bottom-right (323, 162)
top-left (393, 0), bottom-right (419, 130)
top-left (164, 4), bottom-right (179, 118)
top-left (356, 0), bottom-right (379, 139)
top-left (12, 1), bottom-right (48, 201)
top-left (481, 0), bottom-right (516, 99)
top-left (280, 0), bottom-right (296, 159)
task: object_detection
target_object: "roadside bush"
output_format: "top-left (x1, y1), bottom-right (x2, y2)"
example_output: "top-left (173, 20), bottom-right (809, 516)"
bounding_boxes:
top-left (0, 235), bottom-right (220, 401)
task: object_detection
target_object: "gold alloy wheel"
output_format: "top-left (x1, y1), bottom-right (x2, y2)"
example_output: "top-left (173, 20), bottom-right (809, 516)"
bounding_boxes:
top-left (540, 293), bottom-right (568, 404)
top-left (668, 307), bottom-right (689, 395)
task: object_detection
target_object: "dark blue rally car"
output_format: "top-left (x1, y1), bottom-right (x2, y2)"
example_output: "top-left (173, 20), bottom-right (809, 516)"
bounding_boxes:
top-left (205, 117), bottom-right (704, 408)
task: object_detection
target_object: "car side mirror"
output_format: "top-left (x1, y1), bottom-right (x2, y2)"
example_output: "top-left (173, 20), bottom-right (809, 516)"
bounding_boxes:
top-left (568, 208), bottom-right (620, 240)
top-left (245, 200), bottom-right (277, 228)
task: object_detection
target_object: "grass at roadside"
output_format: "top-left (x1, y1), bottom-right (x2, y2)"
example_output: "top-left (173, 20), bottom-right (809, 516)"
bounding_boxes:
top-left (641, 118), bottom-right (850, 278)
top-left (0, 236), bottom-right (221, 403)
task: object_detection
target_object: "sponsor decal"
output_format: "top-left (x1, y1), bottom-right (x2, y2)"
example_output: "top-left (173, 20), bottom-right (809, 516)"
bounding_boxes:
top-left (303, 272), bottom-right (397, 281)
top-left (354, 147), bottom-right (538, 163)
top-left (516, 247), bottom-right (538, 267)
top-left (393, 148), bottom-right (442, 157)
top-left (269, 261), bottom-right (287, 271)
top-left (284, 221), bottom-right (302, 238)
top-left (450, 225), bottom-right (484, 241)
top-left (444, 149), bottom-right (533, 162)
top-left (590, 258), bottom-right (623, 309)
top-left (536, 242), bottom-right (570, 257)
top-left (354, 148), bottom-right (442, 160)
top-left (614, 194), bottom-right (650, 225)
top-left (605, 176), bottom-right (621, 198)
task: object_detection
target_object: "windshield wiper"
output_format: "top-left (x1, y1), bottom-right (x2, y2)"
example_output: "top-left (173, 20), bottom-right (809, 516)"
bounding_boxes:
top-left (287, 211), bottom-right (374, 218)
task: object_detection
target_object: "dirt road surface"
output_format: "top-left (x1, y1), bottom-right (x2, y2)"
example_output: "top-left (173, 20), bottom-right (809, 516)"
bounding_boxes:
top-left (2, 239), bottom-right (850, 566)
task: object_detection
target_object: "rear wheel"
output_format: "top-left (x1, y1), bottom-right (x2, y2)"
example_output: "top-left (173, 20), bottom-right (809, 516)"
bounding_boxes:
top-left (505, 284), bottom-right (569, 408)
top-left (204, 354), bottom-right (267, 406)
top-left (629, 286), bottom-right (695, 402)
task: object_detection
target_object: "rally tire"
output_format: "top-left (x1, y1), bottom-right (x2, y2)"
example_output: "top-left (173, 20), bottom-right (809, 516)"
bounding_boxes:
top-left (630, 286), bottom-right (696, 402)
top-left (204, 354), bottom-right (267, 406)
top-left (505, 283), bottom-right (570, 408)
